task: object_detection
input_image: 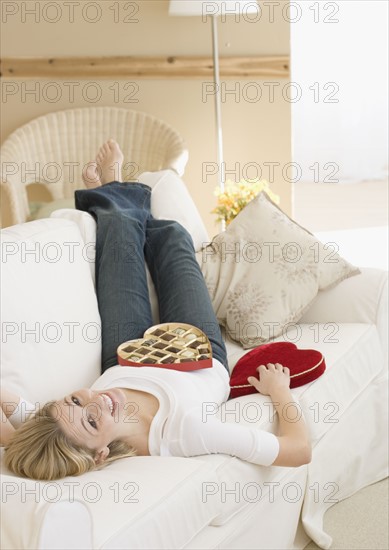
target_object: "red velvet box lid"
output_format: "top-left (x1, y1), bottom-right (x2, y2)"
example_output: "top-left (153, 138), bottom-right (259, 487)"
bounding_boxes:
top-left (229, 342), bottom-right (326, 398)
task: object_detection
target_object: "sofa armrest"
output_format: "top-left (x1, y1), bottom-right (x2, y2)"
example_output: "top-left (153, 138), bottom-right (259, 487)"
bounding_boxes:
top-left (300, 268), bottom-right (388, 361)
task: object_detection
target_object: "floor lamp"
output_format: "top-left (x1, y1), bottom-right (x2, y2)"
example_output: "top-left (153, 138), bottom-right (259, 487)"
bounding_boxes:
top-left (168, 0), bottom-right (260, 196)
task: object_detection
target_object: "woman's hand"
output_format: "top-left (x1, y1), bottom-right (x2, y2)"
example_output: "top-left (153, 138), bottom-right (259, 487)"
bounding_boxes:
top-left (247, 363), bottom-right (290, 396)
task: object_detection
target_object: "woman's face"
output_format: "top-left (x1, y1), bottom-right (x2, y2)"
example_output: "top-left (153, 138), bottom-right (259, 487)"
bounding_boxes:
top-left (55, 387), bottom-right (134, 461)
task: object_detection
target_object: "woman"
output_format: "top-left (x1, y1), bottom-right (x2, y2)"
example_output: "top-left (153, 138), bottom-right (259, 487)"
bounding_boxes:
top-left (1, 140), bottom-right (311, 480)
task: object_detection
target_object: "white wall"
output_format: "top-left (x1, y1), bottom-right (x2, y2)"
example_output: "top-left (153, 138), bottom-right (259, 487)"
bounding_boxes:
top-left (291, 0), bottom-right (388, 183)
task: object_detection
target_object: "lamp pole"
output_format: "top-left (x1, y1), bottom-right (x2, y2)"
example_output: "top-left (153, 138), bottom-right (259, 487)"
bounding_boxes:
top-left (168, 1), bottom-right (260, 232)
top-left (211, 14), bottom-right (225, 194)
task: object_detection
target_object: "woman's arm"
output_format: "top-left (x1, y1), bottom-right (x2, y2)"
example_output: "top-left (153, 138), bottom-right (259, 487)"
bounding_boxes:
top-left (0, 387), bottom-right (21, 446)
top-left (177, 363), bottom-right (311, 468)
top-left (248, 363), bottom-right (312, 467)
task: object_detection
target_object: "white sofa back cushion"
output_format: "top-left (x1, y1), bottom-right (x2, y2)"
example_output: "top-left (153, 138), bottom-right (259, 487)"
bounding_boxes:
top-left (141, 169), bottom-right (210, 250)
top-left (1, 218), bottom-right (101, 405)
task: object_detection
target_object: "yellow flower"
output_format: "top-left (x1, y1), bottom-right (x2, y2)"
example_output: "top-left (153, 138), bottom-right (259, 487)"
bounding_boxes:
top-left (212, 179), bottom-right (280, 224)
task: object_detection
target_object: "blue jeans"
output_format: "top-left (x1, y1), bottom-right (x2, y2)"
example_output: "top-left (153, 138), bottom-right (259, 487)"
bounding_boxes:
top-left (74, 182), bottom-right (228, 374)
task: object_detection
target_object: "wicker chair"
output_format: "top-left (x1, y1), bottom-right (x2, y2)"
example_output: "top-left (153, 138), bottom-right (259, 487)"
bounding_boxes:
top-left (1, 107), bottom-right (188, 226)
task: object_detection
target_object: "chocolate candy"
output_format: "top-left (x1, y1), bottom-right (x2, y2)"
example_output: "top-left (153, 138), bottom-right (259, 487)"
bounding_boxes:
top-left (160, 333), bottom-right (175, 341)
top-left (180, 350), bottom-right (196, 358)
top-left (143, 339), bottom-right (158, 346)
top-left (161, 356), bottom-right (175, 364)
top-left (166, 346), bottom-right (180, 353)
top-left (188, 341), bottom-right (201, 349)
top-left (172, 328), bottom-right (186, 335)
top-left (123, 345), bottom-right (137, 352)
top-left (153, 342), bottom-right (167, 350)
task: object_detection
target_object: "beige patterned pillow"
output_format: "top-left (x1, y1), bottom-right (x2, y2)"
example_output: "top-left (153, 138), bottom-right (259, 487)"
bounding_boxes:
top-left (197, 192), bottom-right (360, 349)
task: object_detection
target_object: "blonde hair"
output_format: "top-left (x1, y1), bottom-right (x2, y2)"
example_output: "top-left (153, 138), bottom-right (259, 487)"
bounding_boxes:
top-left (4, 401), bottom-right (137, 480)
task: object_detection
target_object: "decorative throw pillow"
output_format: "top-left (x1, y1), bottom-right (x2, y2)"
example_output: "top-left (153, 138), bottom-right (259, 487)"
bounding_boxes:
top-left (197, 192), bottom-right (360, 349)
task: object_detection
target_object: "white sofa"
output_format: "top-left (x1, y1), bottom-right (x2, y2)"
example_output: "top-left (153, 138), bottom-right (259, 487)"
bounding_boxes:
top-left (1, 171), bottom-right (388, 550)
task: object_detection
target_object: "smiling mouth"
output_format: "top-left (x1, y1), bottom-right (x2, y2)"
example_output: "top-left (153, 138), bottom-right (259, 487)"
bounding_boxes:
top-left (101, 393), bottom-right (115, 416)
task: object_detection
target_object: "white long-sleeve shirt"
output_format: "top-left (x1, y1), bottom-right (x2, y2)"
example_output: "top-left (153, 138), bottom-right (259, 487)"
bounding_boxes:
top-left (8, 359), bottom-right (280, 467)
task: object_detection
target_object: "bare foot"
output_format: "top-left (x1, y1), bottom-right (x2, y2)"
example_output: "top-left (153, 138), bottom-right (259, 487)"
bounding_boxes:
top-left (82, 161), bottom-right (102, 189)
top-left (96, 139), bottom-right (124, 185)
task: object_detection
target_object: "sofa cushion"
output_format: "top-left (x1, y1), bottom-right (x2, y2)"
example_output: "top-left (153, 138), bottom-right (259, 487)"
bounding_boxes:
top-left (139, 169), bottom-right (210, 251)
top-left (223, 322), bottom-right (385, 445)
top-left (0, 218), bottom-right (101, 404)
top-left (197, 192), bottom-right (360, 349)
top-left (187, 322), bottom-right (385, 527)
top-left (0, 455), bottom-right (221, 550)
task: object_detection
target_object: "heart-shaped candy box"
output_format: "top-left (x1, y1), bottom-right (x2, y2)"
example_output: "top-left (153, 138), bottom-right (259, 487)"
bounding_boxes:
top-left (230, 342), bottom-right (326, 398)
top-left (117, 323), bottom-right (213, 371)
